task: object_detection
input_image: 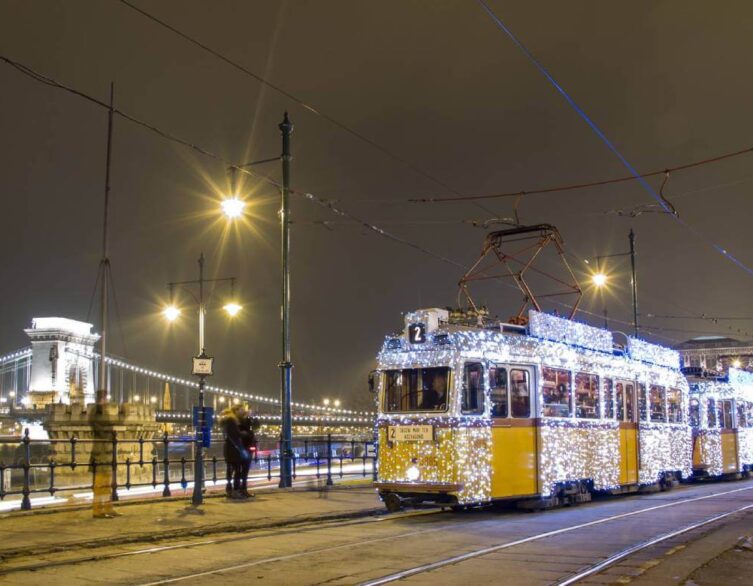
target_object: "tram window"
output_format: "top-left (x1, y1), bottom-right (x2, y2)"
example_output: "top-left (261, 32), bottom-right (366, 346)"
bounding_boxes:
top-left (706, 398), bottom-right (717, 428)
top-left (721, 400), bottom-right (734, 429)
top-left (667, 388), bottom-right (682, 423)
top-left (603, 378), bottom-right (614, 419)
top-left (384, 367), bottom-right (449, 413)
top-left (689, 398), bottom-right (700, 427)
top-left (737, 402), bottom-right (746, 428)
top-left (510, 369), bottom-right (531, 418)
top-left (615, 382), bottom-right (625, 421)
top-left (462, 362), bottom-right (485, 415)
top-left (626, 384), bottom-right (636, 422)
top-left (638, 384), bottom-right (647, 421)
top-left (489, 365), bottom-right (508, 418)
top-left (747, 402), bottom-right (753, 428)
top-left (575, 373), bottom-right (599, 419)
top-left (542, 367), bottom-right (571, 417)
top-left (649, 385), bottom-right (666, 423)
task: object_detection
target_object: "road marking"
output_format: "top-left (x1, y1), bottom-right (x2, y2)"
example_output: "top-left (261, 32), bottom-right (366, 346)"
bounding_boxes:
top-left (360, 484), bottom-right (753, 586)
top-left (556, 502), bottom-right (753, 585)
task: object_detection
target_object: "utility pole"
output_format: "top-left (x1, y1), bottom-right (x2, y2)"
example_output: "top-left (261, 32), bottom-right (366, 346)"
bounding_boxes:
top-left (192, 253), bottom-right (206, 507)
top-left (97, 82), bottom-right (114, 405)
top-left (629, 228), bottom-right (639, 338)
top-left (279, 113), bottom-right (294, 488)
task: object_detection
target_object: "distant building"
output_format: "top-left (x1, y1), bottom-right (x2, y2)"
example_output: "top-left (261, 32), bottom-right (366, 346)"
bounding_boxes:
top-left (674, 336), bottom-right (753, 373)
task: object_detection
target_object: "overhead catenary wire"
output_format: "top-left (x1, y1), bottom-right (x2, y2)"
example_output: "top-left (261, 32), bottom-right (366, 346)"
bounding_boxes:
top-left (476, 0), bottom-right (753, 280)
top-left (0, 53), bottom-right (681, 344)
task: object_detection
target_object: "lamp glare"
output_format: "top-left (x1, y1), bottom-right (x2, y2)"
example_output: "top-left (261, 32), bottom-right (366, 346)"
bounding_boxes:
top-left (221, 198), bottom-right (245, 219)
top-left (592, 273), bottom-right (608, 287)
top-left (224, 302), bottom-right (242, 317)
top-left (163, 306), bottom-right (181, 321)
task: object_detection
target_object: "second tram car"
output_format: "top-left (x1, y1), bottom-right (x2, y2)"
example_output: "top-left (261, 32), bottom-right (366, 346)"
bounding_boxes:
top-left (686, 367), bottom-right (753, 478)
top-left (374, 308), bottom-right (692, 511)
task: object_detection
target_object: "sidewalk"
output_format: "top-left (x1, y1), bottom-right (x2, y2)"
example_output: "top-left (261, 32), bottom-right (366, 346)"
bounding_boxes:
top-left (0, 481), bottom-right (382, 563)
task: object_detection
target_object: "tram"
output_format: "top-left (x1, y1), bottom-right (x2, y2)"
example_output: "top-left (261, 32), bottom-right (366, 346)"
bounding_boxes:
top-left (686, 367), bottom-right (753, 479)
top-left (373, 307), bottom-right (692, 512)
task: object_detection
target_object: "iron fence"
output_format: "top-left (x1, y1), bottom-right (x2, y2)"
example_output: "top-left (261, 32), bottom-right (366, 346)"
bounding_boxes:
top-left (0, 429), bottom-right (377, 511)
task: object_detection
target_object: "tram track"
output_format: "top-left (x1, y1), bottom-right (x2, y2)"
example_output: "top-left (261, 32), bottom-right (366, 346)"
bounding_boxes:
top-left (0, 508), bottom-right (444, 576)
top-left (3, 482), bottom-right (751, 585)
top-left (361, 484), bottom-right (753, 585)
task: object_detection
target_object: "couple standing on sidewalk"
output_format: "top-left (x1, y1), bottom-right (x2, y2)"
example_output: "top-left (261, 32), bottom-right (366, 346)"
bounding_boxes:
top-left (220, 404), bottom-right (259, 500)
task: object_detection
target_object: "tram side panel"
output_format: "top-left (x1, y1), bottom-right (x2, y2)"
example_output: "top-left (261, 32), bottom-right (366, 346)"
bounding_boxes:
top-left (638, 423), bottom-right (692, 484)
top-left (537, 420), bottom-right (621, 496)
top-left (739, 427), bottom-right (753, 471)
top-left (490, 418), bottom-right (538, 499)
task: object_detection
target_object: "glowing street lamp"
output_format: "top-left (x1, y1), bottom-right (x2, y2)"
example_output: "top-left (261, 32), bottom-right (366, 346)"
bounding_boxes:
top-left (333, 399), bottom-right (341, 408)
top-left (163, 305), bottom-right (181, 322)
top-left (591, 273), bottom-right (608, 288)
top-left (221, 197), bottom-right (245, 220)
top-left (223, 302), bottom-right (242, 317)
top-left (732, 359), bottom-right (742, 369)
top-left (322, 398), bottom-right (331, 407)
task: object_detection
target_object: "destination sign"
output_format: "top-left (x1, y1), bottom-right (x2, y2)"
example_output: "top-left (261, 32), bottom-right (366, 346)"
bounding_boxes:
top-left (388, 425), bottom-right (434, 442)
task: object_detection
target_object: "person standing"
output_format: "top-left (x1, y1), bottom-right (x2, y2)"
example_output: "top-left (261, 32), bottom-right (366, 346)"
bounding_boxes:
top-left (238, 406), bottom-right (260, 498)
top-left (220, 405), bottom-right (250, 499)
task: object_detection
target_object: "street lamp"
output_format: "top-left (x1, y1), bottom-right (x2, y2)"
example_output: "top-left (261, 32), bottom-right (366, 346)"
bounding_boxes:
top-left (322, 398), bottom-right (330, 407)
top-left (164, 253), bottom-right (240, 507)
top-left (591, 273), bottom-right (608, 288)
top-left (224, 113), bottom-right (294, 489)
top-left (586, 229), bottom-right (639, 337)
top-left (221, 197), bottom-right (245, 220)
top-left (333, 399), bottom-right (341, 408)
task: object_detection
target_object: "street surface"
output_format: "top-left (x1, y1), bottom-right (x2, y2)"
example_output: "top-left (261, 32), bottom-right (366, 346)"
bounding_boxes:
top-left (1, 479), bottom-right (752, 585)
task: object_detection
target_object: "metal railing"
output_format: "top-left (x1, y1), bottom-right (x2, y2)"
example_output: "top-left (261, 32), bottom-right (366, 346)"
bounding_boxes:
top-left (0, 430), bottom-right (377, 511)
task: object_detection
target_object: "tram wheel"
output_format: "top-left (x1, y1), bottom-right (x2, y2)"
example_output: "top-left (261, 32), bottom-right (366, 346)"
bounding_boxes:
top-left (450, 504), bottom-right (466, 512)
top-left (384, 493), bottom-right (403, 513)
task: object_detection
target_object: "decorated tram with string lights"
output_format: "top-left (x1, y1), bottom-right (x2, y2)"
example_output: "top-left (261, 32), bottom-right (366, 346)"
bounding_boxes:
top-left (373, 307), bottom-right (693, 512)
top-left (686, 367), bottom-right (753, 479)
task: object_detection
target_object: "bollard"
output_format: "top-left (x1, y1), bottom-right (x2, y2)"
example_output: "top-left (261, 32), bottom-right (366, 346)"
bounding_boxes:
top-left (326, 434), bottom-right (333, 486)
top-left (267, 455), bottom-right (272, 481)
top-left (110, 431), bottom-right (119, 502)
top-left (125, 457), bottom-right (132, 489)
top-left (162, 433), bottom-right (171, 497)
top-left (21, 428), bottom-right (31, 511)
top-left (304, 440), bottom-right (309, 462)
top-left (70, 436), bottom-right (77, 470)
top-left (151, 455), bottom-right (158, 487)
top-left (292, 453), bottom-right (297, 480)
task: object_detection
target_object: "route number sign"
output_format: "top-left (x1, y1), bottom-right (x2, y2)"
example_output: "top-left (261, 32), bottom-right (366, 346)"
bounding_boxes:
top-left (407, 323), bottom-right (426, 344)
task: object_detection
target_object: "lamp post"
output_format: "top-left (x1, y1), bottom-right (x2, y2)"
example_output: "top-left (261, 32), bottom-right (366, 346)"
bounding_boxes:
top-left (224, 113), bottom-right (294, 488)
top-left (164, 253), bottom-right (241, 506)
top-left (589, 229), bottom-right (639, 337)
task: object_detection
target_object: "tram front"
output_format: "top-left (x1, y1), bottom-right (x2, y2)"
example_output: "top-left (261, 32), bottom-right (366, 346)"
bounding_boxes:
top-left (373, 308), bottom-right (492, 512)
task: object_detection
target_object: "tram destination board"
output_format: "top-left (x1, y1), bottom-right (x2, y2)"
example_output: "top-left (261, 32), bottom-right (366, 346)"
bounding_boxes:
top-left (388, 425), bottom-right (434, 441)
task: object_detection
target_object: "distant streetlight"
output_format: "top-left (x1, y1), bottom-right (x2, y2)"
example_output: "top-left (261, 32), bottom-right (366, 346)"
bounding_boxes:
top-left (732, 359), bottom-right (742, 369)
top-left (150, 396), bottom-right (157, 404)
top-left (134, 394), bottom-right (141, 402)
top-left (164, 253), bottom-right (240, 507)
top-left (333, 399), bottom-right (341, 408)
top-left (322, 398), bottom-right (331, 407)
top-left (221, 197), bottom-right (245, 220)
top-left (586, 229), bottom-right (639, 336)
top-left (163, 305), bottom-right (181, 322)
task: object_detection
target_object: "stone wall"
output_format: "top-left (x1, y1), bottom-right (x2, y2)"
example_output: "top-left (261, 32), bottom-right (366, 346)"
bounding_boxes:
top-left (44, 402), bottom-right (163, 489)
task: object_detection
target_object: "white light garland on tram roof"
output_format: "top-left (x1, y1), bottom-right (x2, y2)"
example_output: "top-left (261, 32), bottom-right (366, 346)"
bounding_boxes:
top-left (628, 338), bottom-right (680, 369)
top-left (529, 311), bottom-right (613, 353)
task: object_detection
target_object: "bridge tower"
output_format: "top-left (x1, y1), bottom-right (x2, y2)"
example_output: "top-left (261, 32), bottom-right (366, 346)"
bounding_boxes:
top-left (24, 317), bottom-right (99, 407)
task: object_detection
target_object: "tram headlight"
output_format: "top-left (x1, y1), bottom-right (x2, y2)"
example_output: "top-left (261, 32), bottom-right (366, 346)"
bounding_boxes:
top-left (406, 465), bottom-right (420, 481)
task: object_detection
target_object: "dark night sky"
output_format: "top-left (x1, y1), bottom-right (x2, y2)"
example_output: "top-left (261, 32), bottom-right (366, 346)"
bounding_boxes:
top-left (2, 1), bottom-right (753, 410)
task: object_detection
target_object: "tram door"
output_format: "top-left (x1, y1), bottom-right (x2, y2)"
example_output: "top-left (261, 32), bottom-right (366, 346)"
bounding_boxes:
top-left (720, 400), bottom-right (739, 474)
top-left (489, 364), bottom-right (538, 498)
top-left (616, 381), bottom-right (639, 485)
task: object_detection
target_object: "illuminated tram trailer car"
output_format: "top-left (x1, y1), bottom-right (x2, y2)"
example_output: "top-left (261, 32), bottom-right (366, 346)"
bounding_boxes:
top-left (686, 367), bottom-right (753, 479)
top-left (373, 308), bottom-right (692, 512)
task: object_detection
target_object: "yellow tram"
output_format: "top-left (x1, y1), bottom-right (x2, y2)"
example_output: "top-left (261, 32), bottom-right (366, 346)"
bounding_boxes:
top-left (373, 308), bottom-right (692, 511)
top-left (687, 368), bottom-right (753, 478)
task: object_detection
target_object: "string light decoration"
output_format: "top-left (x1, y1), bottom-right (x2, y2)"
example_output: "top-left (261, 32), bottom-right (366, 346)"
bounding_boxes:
top-left (688, 368), bottom-right (753, 475)
top-left (376, 308), bottom-right (693, 504)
